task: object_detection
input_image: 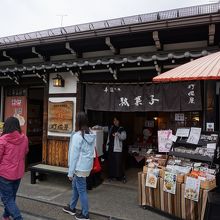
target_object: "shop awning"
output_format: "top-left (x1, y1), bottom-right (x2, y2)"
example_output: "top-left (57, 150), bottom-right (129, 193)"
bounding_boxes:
top-left (153, 51), bottom-right (220, 82)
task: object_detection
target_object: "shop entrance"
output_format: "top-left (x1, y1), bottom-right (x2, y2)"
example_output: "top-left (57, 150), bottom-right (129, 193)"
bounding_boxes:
top-left (26, 87), bottom-right (44, 165)
top-left (87, 110), bottom-right (158, 186)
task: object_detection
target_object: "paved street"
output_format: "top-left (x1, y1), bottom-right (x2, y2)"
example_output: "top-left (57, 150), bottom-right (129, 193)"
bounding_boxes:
top-left (14, 171), bottom-right (169, 220)
top-left (0, 170), bottom-right (170, 220)
top-left (0, 197), bottom-right (112, 220)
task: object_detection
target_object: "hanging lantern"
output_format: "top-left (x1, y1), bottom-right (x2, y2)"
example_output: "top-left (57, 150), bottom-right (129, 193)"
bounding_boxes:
top-left (52, 74), bottom-right (65, 87)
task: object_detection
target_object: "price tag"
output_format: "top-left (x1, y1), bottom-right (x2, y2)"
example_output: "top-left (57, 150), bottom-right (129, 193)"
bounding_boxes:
top-left (194, 163), bottom-right (202, 167)
top-left (147, 149), bottom-right (153, 154)
top-left (207, 143), bottom-right (216, 149)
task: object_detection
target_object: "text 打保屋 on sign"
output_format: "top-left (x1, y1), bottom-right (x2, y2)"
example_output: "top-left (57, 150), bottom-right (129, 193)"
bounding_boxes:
top-left (48, 101), bottom-right (73, 133)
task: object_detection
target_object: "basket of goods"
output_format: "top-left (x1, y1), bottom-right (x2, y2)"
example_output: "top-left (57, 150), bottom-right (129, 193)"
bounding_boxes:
top-left (188, 170), bottom-right (216, 190)
top-left (145, 154), bottom-right (168, 167)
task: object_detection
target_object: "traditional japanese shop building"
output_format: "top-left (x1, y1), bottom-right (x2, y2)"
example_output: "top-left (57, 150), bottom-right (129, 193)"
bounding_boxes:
top-left (0, 3), bottom-right (220, 167)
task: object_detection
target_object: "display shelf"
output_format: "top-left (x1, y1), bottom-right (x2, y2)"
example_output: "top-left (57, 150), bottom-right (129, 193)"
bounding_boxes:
top-left (169, 130), bottom-right (219, 166)
top-left (169, 151), bottom-right (213, 162)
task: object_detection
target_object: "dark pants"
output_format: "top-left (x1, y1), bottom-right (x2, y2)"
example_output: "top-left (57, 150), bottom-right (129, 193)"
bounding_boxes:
top-left (0, 176), bottom-right (22, 220)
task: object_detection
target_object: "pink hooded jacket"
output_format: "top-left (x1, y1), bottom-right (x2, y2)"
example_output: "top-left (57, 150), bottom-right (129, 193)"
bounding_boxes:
top-left (0, 131), bottom-right (29, 180)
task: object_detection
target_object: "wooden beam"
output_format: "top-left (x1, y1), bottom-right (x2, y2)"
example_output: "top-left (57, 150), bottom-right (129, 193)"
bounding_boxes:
top-left (152, 31), bottom-right (161, 50)
top-left (65, 42), bottom-right (79, 57)
top-left (105, 37), bottom-right (119, 54)
top-left (32, 47), bottom-right (44, 60)
top-left (209, 24), bottom-right (215, 45)
top-left (2, 51), bottom-right (17, 63)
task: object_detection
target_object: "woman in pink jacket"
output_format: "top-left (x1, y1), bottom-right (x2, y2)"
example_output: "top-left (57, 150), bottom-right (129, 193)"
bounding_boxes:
top-left (0, 117), bottom-right (28, 220)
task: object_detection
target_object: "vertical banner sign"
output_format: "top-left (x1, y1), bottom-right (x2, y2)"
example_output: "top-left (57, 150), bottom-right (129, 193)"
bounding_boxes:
top-left (144, 84), bottom-right (163, 111)
top-left (48, 101), bottom-right (73, 133)
top-left (162, 83), bottom-right (181, 112)
top-left (180, 81), bottom-right (202, 111)
top-left (5, 96), bottom-right (27, 134)
top-left (114, 84), bottom-right (144, 112)
top-left (85, 84), bottom-right (111, 111)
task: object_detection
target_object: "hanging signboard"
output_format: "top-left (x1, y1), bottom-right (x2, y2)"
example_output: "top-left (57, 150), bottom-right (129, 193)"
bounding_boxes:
top-left (48, 101), bottom-right (73, 133)
top-left (85, 81), bottom-right (202, 112)
top-left (5, 96), bottom-right (27, 134)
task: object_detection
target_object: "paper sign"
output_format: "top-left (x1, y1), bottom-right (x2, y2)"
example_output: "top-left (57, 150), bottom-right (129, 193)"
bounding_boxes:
top-left (158, 130), bottom-right (173, 152)
top-left (145, 168), bottom-right (159, 188)
top-left (187, 127), bottom-right (201, 145)
top-left (175, 113), bottom-right (185, 122)
top-left (194, 163), bottom-right (202, 167)
top-left (147, 149), bottom-right (153, 154)
top-left (184, 176), bottom-right (200, 202)
top-left (176, 128), bottom-right (190, 137)
top-left (207, 143), bottom-right (216, 149)
top-left (163, 171), bottom-right (177, 195)
top-left (206, 122), bottom-right (214, 132)
top-left (169, 134), bottom-right (177, 142)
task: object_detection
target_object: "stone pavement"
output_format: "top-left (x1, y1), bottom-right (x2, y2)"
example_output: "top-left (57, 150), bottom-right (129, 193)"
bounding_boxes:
top-left (8, 169), bottom-right (170, 220)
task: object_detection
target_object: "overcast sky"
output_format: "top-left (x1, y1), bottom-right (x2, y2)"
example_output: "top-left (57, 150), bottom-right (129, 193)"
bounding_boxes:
top-left (0, 0), bottom-right (217, 37)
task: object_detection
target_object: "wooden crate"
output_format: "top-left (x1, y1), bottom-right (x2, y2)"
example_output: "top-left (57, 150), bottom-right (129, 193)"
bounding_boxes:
top-left (184, 174), bottom-right (216, 190)
top-left (200, 179), bottom-right (216, 190)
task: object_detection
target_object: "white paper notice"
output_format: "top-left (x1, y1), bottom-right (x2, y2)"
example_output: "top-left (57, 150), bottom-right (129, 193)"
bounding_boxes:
top-left (187, 127), bottom-right (201, 145)
top-left (169, 134), bottom-right (177, 142)
top-left (207, 143), bottom-right (216, 150)
top-left (176, 128), bottom-right (190, 137)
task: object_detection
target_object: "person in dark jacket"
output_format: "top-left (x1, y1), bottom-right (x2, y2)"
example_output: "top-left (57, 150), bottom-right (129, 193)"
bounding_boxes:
top-left (0, 117), bottom-right (29, 220)
top-left (106, 117), bottom-right (127, 182)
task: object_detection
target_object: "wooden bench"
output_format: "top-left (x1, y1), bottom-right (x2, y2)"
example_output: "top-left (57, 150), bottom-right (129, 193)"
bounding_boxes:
top-left (29, 164), bottom-right (68, 184)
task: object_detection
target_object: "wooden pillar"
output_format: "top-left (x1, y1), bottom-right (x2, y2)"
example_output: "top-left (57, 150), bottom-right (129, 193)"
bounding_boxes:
top-left (204, 80), bottom-right (216, 131)
top-left (75, 81), bottom-right (85, 130)
top-left (42, 85), bottom-right (49, 164)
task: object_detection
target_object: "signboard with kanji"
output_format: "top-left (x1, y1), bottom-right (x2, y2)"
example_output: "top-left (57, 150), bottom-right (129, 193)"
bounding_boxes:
top-left (4, 96), bottom-right (27, 134)
top-left (85, 81), bottom-right (201, 112)
top-left (48, 101), bottom-right (73, 133)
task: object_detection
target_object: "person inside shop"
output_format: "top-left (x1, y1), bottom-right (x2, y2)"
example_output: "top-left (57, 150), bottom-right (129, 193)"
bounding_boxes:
top-left (106, 116), bottom-right (127, 183)
top-left (0, 117), bottom-right (29, 220)
top-left (63, 112), bottom-right (95, 220)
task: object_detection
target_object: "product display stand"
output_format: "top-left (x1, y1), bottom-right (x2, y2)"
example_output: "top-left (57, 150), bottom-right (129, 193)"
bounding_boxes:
top-left (138, 130), bottom-right (220, 220)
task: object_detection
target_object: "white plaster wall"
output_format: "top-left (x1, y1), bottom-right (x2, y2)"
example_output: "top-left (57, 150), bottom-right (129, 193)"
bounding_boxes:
top-left (48, 97), bottom-right (76, 137)
top-left (49, 72), bottom-right (77, 94)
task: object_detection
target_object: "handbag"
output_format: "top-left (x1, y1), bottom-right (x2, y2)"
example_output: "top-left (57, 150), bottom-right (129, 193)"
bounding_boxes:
top-left (91, 149), bottom-right (101, 174)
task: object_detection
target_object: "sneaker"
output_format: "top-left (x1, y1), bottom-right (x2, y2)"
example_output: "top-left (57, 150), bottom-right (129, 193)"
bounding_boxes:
top-left (62, 205), bottom-right (76, 215)
top-left (75, 213), bottom-right (90, 220)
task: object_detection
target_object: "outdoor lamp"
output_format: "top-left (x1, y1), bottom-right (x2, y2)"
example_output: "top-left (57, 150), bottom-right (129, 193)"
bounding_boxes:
top-left (52, 74), bottom-right (65, 87)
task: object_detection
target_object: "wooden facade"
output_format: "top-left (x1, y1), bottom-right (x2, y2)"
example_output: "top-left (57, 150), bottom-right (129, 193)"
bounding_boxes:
top-left (0, 3), bottom-right (220, 167)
